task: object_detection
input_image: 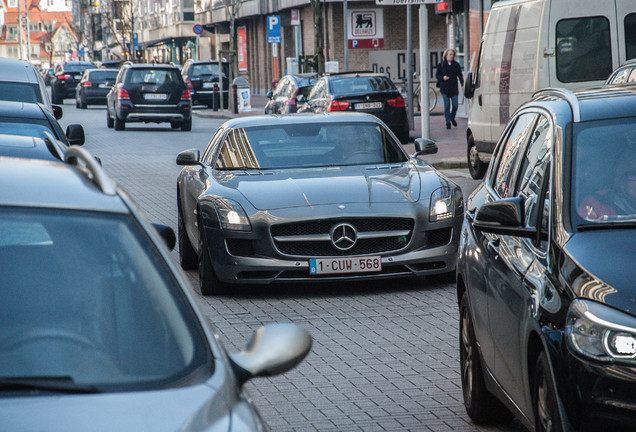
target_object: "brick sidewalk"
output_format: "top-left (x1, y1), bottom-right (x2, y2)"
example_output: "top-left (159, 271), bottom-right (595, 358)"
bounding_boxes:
top-left (193, 95), bottom-right (468, 169)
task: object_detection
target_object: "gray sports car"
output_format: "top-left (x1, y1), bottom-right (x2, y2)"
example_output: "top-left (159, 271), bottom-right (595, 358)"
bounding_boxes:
top-left (176, 113), bottom-right (464, 295)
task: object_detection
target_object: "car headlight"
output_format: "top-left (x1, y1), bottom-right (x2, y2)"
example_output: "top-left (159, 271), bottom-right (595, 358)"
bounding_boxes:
top-left (429, 187), bottom-right (454, 222)
top-left (566, 299), bottom-right (636, 362)
top-left (214, 198), bottom-right (251, 231)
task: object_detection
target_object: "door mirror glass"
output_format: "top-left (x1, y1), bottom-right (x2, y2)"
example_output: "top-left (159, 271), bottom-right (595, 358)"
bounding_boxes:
top-left (474, 197), bottom-right (537, 238)
top-left (176, 149), bottom-right (201, 166)
top-left (52, 105), bottom-right (63, 120)
top-left (65, 124), bottom-right (85, 145)
top-left (463, 71), bottom-right (475, 99)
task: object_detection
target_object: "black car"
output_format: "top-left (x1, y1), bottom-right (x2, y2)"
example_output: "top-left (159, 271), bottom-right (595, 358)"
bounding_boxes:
top-left (106, 64), bottom-right (192, 131)
top-left (265, 73), bottom-right (318, 114)
top-left (457, 85), bottom-right (636, 432)
top-left (42, 67), bottom-right (55, 86)
top-left (50, 61), bottom-right (96, 104)
top-left (0, 58), bottom-right (58, 118)
top-left (181, 60), bottom-right (229, 108)
top-left (0, 133), bottom-right (68, 161)
top-left (75, 68), bottom-right (119, 108)
top-left (298, 72), bottom-right (409, 143)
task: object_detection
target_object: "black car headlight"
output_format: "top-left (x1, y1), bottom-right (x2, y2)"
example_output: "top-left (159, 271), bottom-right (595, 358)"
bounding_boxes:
top-left (213, 198), bottom-right (251, 231)
top-left (566, 299), bottom-right (636, 362)
top-left (429, 186), bottom-right (454, 222)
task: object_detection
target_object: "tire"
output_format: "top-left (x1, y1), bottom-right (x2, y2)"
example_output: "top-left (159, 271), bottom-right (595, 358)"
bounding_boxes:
top-left (198, 217), bottom-right (231, 296)
top-left (181, 118), bottom-right (192, 132)
top-left (80, 100), bottom-right (87, 109)
top-left (170, 121), bottom-right (180, 129)
top-left (460, 293), bottom-right (513, 423)
top-left (178, 201), bottom-right (198, 270)
top-left (533, 352), bottom-right (564, 432)
top-left (396, 127), bottom-right (410, 144)
top-left (114, 115), bottom-right (125, 131)
top-left (106, 109), bottom-right (114, 128)
top-left (75, 99), bottom-right (80, 108)
top-left (467, 134), bottom-right (487, 180)
top-left (52, 90), bottom-right (62, 105)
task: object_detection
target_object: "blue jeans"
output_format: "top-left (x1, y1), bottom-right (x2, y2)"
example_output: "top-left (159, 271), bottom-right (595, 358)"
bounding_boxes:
top-left (442, 93), bottom-right (458, 125)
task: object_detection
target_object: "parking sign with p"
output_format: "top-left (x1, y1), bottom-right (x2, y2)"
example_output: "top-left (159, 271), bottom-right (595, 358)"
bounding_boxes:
top-left (267, 15), bottom-right (281, 43)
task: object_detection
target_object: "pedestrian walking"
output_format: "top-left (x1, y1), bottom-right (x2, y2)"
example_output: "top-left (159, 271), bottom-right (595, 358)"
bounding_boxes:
top-left (436, 48), bottom-right (464, 129)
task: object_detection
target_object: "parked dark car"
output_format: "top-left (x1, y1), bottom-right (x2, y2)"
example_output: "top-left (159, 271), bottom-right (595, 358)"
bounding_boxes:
top-left (176, 113), bottom-right (458, 295)
top-left (0, 147), bottom-right (312, 430)
top-left (0, 58), bottom-right (57, 118)
top-left (605, 59), bottom-right (636, 85)
top-left (99, 59), bottom-right (123, 69)
top-left (75, 68), bottom-right (118, 108)
top-left (298, 72), bottom-right (409, 143)
top-left (265, 73), bottom-right (318, 114)
top-left (50, 61), bottom-right (96, 104)
top-left (106, 64), bottom-right (192, 131)
top-left (0, 133), bottom-right (66, 161)
top-left (181, 60), bottom-right (229, 108)
top-left (457, 85), bottom-right (636, 432)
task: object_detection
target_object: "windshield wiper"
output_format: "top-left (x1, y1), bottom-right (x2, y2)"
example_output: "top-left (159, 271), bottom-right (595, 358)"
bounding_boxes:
top-left (0, 376), bottom-right (100, 394)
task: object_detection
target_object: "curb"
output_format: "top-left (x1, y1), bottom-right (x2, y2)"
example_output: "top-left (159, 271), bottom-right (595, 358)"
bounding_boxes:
top-left (192, 111), bottom-right (235, 120)
top-left (426, 157), bottom-right (469, 170)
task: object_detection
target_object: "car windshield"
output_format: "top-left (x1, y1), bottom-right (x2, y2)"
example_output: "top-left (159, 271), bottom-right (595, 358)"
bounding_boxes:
top-left (89, 70), bottom-right (118, 82)
top-left (64, 64), bottom-right (94, 73)
top-left (191, 63), bottom-right (229, 77)
top-left (0, 119), bottom-right (55, 139)
top-left (0, 82), bottom-right (41, 104)
top-left (215, 122), bottom-right (408, 170)
top-left (0, 207), bottom-right (210, 390)
top-left (330, 76), bottom-right (395, 94)
top-left (128, 69), bottom-right (181, 85)
top-left (572, 117), bottom-right (636, 226)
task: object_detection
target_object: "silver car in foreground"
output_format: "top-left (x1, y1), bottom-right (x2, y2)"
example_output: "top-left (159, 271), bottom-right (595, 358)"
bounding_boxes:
top-left (0, 148), bottom-right (312, 430)
top-left (177, 113), bottom-right (464, 295)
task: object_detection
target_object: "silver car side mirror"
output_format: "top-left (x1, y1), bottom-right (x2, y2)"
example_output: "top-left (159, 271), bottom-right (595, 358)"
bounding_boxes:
top-left (412, 138), bottom-right (438, 157)
top-left (176, 149), bottom-right (201, 166)
top-left (229, 323), bottom-right (312, 386)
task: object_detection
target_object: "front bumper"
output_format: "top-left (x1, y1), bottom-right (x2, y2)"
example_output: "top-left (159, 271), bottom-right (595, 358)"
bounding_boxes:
top-left (117, 101), bottom-right (191, 123)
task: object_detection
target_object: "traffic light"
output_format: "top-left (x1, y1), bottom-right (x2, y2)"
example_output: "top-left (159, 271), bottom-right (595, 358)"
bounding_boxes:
top-left (135, 50), bottom-right (142, 59)
top-left (435, 1), bottom-right (452, 14)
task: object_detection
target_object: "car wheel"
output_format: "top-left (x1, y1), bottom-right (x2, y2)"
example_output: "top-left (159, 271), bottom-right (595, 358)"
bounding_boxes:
top-left (533, 352), bottom-right (564, 432)
top-left (114, 115), bottom-right (125, 131)
top-left (178, 201), bottom-right (198, 270)
top-left (460, 293), bottom-right (513, 423)
top-left (80, 100), bottom-right (87, 109)
top-left (181, 118), bottom-right (192, 132)
top-left (106, 108), bottom-right (114, 128)
top-left (198, 216), bottom-right (230, 296)
top-left (467, 134), bottom-right (487, 180)
top-left (75, 99), bottom-right (80, 108)
top-left (170, 121), bottom-right (180, 129)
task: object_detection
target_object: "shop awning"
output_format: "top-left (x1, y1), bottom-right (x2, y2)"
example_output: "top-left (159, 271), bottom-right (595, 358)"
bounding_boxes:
top-left (140, 36), bottom-right (196, 49)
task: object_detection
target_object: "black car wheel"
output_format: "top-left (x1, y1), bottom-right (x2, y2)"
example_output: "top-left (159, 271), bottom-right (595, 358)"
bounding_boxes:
top-left (170, 121), bottom-right (180, 129)
top-left (533, 352), bottom-right (563, 432)
top-left (178, 201), bottom-right (198, 270)
top-left (52, 91), bottom-right (62, 105)
top-left (106, 108), bottom-right (114, 128)
top-left (467, 134), bottom-right (487, 179)
top-left (114, 115), bottom-right (125, 131)
top-left (181, 118), bottom-right (192, 132)
top-left (198, 216), bottom-right (230, 296)
top-left (75, 99), bottom-right (80, 108)
top-left (80, 99), bottom-right (87, 109)
top-left (460, 293), bottom-right (512, 423)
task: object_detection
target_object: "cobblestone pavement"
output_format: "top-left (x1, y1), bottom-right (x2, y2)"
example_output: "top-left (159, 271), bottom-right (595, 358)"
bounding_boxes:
top-left (61, 103), bottom-right (524, 432)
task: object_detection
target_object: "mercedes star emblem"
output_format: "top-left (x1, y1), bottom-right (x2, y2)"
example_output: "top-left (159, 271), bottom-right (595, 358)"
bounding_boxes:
top-left (330, 223), bottom-right (358, 251)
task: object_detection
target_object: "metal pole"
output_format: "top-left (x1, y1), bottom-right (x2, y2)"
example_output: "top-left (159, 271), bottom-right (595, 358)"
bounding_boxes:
top-left (343, 0), bottom-right (348, 72)
top-left (25, 0), bottom-right (31, 62)
top-left (17, 0), bottom-right (23, 60)
top-left (406, 5), bottom-right (413, 131)
top-left (419, 4), bottom-right (429, 140)
top-left (216, 27), bottom-right (224, 111)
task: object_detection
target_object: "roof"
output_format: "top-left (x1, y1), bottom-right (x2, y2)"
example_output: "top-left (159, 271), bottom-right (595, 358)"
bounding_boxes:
top-left (124, 63), bottom-right (180, 70)
top-left (0, 58), bottom-right (41, 84)
top-left (0, 156), bottom-right (128, 213)
top-left (221, 112), bottom-right (383, 129)
top-left (0, 134), bottom-right (60, 162)
top-left (0, 101), bottom-right (48, 120)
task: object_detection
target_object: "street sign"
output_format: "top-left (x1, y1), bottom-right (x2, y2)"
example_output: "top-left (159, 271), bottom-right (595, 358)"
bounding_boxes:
top-left (347, 9), bottom-right (384, 49)
top-left (193, 24), bottom-right (203, 35)
top-left (291, 9), bottom-right (300, 26)
top-left (375, 0), bottom-right (441, 5)
top-left (267, 15), bottom-right (281, 43)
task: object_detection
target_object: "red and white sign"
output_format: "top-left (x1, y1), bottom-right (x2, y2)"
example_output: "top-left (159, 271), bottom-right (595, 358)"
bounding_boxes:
top-left (347, 9), bottom-right (384, 49)
top-left (291, 9), bottom-right (300, 26)
top-left (237, 26), bottom-right (247, 71)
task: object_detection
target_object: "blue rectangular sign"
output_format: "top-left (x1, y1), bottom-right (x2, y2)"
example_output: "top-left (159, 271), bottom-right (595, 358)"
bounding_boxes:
top-left (267, 15), bottom-right (281, 43)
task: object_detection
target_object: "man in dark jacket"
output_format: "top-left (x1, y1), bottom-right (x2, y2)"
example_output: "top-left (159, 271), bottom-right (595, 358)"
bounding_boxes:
top-left (436, 49), bottom-right (464, 129)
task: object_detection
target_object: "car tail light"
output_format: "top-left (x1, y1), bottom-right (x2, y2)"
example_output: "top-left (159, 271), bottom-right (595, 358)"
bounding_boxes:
top-left (117, 89), bottom-right (130, 100)
top-left (181, 89), bottom-right (191, 100)
top-left (328, 100), bottom-right (350, 111)
top-left (387, 96), bottom-right (406, 107)
top-left (57, 74), bottom-right (70, 80)
top-left (287, 89), bottom-right (298, 106)
top-left (82, 80), bottom-right (92, 87)
top-left (185, 79), bottom-right (193, 90)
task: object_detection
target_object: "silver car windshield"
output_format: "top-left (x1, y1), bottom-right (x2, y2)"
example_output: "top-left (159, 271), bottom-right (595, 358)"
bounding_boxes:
top-left (0, 208), bottom-right (210, 390)
top-left (572, 117), bottom-right (636, 226)
top-left (215, 122), bottom-right (408, 170)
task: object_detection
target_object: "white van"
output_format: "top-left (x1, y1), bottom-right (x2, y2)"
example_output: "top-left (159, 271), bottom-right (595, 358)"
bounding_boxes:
top-left (463, 0), bottom-right (635, 179)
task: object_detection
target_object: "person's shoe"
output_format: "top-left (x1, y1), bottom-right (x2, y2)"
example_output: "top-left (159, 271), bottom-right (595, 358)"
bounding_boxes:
top-left (446, 123), bottom-right (451, 129)
top-left (451, 119), bottom-right (457, 127)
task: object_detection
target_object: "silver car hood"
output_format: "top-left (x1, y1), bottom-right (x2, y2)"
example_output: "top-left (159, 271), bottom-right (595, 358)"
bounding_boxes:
top-left (219, 163), bottom-right (429, 210)
top-left (0, 383), bottom-right (234, 432)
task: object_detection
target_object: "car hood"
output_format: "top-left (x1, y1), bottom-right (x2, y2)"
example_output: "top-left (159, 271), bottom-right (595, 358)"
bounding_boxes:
top-left (216, 163), bottom-right (441, 210)
top-left (0, 382), bottom-right (238, 432)
top-left (564, 229), bottom-right (636, 314)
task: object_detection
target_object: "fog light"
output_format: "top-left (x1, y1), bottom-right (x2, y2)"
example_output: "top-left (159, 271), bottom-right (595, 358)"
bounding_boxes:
top-left (607, 332), bottom-right (636, 357)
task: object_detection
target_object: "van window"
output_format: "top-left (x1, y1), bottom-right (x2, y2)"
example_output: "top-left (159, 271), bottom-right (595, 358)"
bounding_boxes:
top-left (556, 16), bottom-right (612, 83)
top-left (626, 14), bottom-right (636, 60)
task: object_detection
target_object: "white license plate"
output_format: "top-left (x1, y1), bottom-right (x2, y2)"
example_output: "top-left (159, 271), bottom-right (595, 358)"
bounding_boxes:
top-left (309, 256), bottom-right (382, 275)
top-left (74, 75), bottom-right (81, 79)
top-left (144, 93), bottom-right (168, 101)
top-left (202, 82), bottom-right (215, 88)
top-left (355, 102), bottom-right (383, 110)
top-left (98, 83), bottom-right (110, 88)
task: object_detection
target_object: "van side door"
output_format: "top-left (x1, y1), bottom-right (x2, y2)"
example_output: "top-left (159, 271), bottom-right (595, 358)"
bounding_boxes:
top-left (617, 3), bottom-right (636, 64)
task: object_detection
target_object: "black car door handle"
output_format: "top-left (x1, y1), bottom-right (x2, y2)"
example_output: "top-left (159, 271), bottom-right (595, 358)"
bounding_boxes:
top-left (487, 239), bottom-right (500, 257)
top-left (478, 94), bottom-right (483, 106)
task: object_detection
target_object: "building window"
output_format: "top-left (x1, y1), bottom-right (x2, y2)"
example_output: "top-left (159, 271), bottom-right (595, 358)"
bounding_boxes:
top-left (7, 26), bottom-right (18, 41)
top-left (8, 0), bottom-right (18, 7)
top-left (8, 46), bottom-right (19, 57)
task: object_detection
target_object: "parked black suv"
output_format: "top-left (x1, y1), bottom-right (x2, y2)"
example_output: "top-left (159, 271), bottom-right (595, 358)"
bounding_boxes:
top-left (106, 64), bottom-right (192, 131)
top-left (298, 72), bottom-right (409, 143)
top-left (264, 73), bottom-right (318, 114)
top-left (457, 84), bottom-right (636, 432)
top-left (50, 61), bottom-right (96, 104)
top-left (181, 60), bottom-right (229, 108)
top-left (0, 58), bottom-right (58, 118)
top-left (75, 68), bottom-right (118, 108)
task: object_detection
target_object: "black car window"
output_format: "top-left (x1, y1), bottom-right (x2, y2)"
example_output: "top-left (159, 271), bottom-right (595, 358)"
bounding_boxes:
top-left (191, 63), bottom-right (228, 78)
top-left (492, 113), bottom-right (536, 198)
top-left (0, 82), bottom-right (40, 104)
top-left (309, 80), bottom-right (325, 100)
top-left (127, 69), bottom-right (181, 85)
top-left (202, 128), bottom-right (224, 165)
top-left (273, 78), bottom-right (288, 97)
top-left (329, 76), bottom-right (395, 94)
top-left (625, 14), bottom-right (636, 60)
top-left (88, 70), bottom-right (118, 82)
top-left (215, 122), bottom-right (408, 170)
top-left (63, 64), bottom-right (95, 73)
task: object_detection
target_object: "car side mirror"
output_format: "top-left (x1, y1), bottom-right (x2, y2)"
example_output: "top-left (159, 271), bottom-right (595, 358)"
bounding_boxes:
top-left (229, 323), bottom-right (312, 386)
top-left (412, 138), bottom-right (438, 157)
top-left (52, 105), bottom-right (63, 120)
top-left (473, 197), bottom-right (536, 238)
top-left (176, 149), bottom-right (202, 166)
top-left (66, 124), bottom-right (85, 146)
top-left (266, 90), bottom-right (273, 99)
top-left (464, 71), bottom-right (475, 99)
top-left (152, 223), bottom-right (176, 251)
